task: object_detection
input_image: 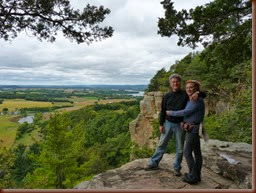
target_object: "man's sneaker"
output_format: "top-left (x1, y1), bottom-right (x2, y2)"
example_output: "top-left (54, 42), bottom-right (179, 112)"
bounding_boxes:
top-left (174, 170), bottom-right (182, 177)
top-left (144, 165), bottom-right (159, 171)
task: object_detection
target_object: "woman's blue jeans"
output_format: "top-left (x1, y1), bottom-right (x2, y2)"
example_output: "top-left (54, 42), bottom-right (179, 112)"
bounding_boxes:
top-left (148, 120), bottom-right (185, 172)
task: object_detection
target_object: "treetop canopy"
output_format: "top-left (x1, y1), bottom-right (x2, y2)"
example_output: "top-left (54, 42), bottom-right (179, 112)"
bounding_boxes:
top-left (0, 0), bottom-right (114, 44)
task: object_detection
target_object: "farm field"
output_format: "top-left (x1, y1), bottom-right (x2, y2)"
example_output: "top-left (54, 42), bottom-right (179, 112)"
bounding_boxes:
top-left (59, 98), bottom-right (134, 111)
top-left (0, 98), bottom-right (134, 112)
top-left (70, 96), bottom-right (98, 102)
top-left (0, 99), bottom-right (71, 112)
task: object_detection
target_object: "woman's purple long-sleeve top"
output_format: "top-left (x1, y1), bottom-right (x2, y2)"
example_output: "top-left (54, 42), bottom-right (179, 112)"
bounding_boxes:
top-left (171, 98), bottom-right (205, 133)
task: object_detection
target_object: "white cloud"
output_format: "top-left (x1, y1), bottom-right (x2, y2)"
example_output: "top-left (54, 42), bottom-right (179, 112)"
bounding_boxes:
top-left (0, 0), bottom-right (212, 85)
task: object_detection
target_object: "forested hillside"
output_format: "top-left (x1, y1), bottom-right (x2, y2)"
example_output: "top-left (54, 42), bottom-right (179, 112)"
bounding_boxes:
top-left (0, 100), bottom-right (140, 189)
top-left (147, 0), bottom-right (252, 144)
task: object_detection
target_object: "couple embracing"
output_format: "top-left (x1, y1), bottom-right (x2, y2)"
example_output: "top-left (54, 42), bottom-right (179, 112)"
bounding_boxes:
top-left (145, 73), bottom-right (206, 184)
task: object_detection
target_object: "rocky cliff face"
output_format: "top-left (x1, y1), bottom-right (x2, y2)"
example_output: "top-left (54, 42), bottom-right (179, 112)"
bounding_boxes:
top-left (74, 139), bottom-right (252, 189)
top-left (129, 92), bottom-right (163, 160)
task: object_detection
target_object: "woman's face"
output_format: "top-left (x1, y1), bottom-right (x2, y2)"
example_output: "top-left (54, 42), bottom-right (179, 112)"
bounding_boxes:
top-left (186, 82), bottom-right (197, 97)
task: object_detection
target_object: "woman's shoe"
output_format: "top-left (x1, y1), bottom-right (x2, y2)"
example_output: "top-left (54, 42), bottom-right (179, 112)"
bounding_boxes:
top-left (184, 172), bottom-right (201, 182)
top-left (182, 175), bottom-right (198, 184)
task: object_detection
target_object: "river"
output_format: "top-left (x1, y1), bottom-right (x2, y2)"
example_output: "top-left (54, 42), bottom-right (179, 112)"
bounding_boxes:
top-left (131, 91), bottom-right (144, 97)
top-left (125, 90), bottom-right (144, 97)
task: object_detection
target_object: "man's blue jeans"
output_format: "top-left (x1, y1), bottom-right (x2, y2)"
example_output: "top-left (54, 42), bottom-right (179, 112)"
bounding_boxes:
top-left (148, 120), bottom-right (185, 171)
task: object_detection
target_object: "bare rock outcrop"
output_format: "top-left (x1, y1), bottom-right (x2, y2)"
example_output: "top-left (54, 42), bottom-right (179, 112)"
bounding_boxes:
top-left (74, 154), bottom-right (239, 189)
top-left (74, 139), bottom-right (252, 190)
top-left (129, 91), bottom-right (163, 160)
top-left (200, 139), bottom-right (252, 189)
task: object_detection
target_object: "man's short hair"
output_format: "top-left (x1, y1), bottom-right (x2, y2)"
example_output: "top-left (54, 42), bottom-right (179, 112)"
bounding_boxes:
top-left (169, 73), bottom-right (181, 82)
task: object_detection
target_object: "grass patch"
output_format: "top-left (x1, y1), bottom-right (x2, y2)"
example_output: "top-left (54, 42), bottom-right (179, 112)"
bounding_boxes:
top-left (70, 96), bottom-right (99, 102)
top-left (0, 99), bottom-right (72, 112)
top-left (0, 115), bottom-right (19, 149)
top-left (82, 96), bottom-right (99, 100)
top-left (51, 102), bottom-right (72, 106)
top-left (12, 126), bottom-right (42, 150)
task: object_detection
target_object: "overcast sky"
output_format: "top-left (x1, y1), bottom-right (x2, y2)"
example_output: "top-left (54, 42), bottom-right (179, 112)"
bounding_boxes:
top-left (0, 0), bottom-right (212, 85)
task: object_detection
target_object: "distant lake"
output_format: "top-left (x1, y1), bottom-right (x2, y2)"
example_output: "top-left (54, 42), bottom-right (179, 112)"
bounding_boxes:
top-left (18, 116), bottom-right (34, 124)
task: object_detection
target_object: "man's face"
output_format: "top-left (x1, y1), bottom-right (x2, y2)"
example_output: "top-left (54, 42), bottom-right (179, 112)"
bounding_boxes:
top-left (170, 78), bottom-right (181, 92)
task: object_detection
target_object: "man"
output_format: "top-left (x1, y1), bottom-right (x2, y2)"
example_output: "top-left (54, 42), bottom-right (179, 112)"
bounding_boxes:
top-left (145, 73), bottom-right (205, 177)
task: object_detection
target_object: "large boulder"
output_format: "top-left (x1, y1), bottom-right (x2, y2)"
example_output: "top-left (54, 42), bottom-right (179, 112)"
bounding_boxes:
top-left (200, 139), bottom-right (252, 189)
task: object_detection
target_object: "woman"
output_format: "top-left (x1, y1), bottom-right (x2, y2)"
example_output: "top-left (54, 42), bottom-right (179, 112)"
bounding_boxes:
top-left (166, 80), bottom-right (205, 184)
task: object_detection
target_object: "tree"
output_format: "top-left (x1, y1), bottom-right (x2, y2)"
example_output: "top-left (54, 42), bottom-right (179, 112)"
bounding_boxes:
top-left (20, 109), bottom-right (27, 117)
top-left (0, 148), bottom-right (16, 188)
top-left (24, 112), bottom-right (85, 189)
top-left (33, 112), bottom-right (43, 125)
top-left (146, 68), bottom-right (169, 92)
top-left (157, 0), bottom-right (252, 96)
top-left (2, 107), bottom-right (8, 115)
top-left (9, 143), bottom-right (40, 188)
top-left (158, 0), bottom-right (252, 48)
top-left (0, 0), bottom-right (113, 44)
top-left (12, 144), bottom-right (30, 183)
